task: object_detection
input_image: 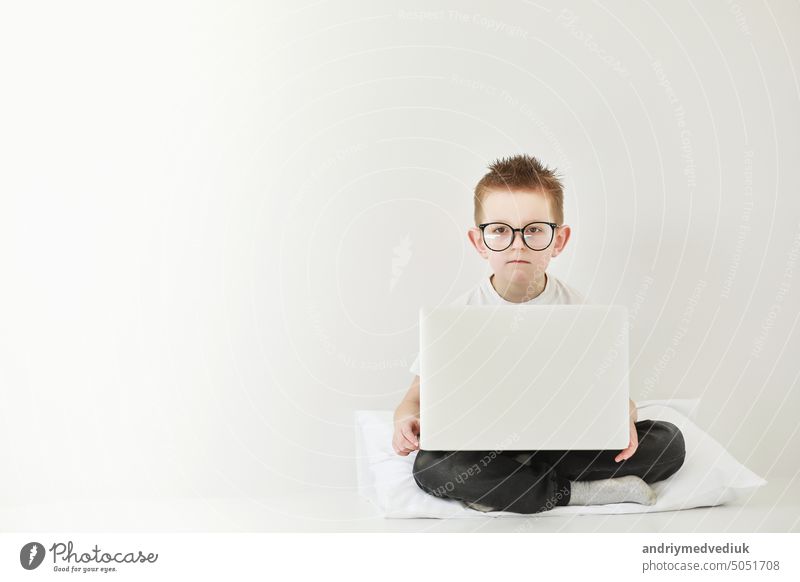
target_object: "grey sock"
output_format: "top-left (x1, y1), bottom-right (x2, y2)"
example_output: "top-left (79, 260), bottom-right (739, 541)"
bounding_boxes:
top-left (567, 475), bottom-right (657, 506)
top-left (464, 500), bottom-right (496, 512)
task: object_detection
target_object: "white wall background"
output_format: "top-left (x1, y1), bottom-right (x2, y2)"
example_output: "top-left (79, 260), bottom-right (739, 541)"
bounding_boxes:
top-left (0, 0), bottom-right (798, 509)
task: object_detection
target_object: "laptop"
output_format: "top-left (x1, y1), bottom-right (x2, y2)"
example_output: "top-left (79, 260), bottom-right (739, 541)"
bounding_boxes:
top-left (419, 304), bottom-right (630, 451)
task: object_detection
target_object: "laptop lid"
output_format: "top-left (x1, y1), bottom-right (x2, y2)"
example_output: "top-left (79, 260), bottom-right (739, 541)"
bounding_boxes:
top-left (419, 304), bottom-right (629, 451)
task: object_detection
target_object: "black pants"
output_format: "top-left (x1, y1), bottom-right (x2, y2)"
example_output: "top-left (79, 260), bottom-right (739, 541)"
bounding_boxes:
top-left (412, 419), bottom-right (686, 514)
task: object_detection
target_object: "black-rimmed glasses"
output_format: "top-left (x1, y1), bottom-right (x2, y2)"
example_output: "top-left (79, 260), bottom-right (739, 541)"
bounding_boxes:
top-left (478, 221), bottom-right (559, 251)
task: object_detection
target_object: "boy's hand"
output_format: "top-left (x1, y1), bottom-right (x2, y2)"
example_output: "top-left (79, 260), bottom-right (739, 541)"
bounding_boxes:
top-left (392, 417), bottom-right (420, 456)
top-left (615, 416), bottom-right (639, 462)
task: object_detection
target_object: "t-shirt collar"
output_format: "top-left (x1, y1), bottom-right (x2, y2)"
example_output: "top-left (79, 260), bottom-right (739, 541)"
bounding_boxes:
top-left (485, 272), bottom-right (550, 304)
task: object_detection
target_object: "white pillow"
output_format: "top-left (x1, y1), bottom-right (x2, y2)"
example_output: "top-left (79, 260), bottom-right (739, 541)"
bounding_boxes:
top-left (354, 399), bottom-right (767, 518)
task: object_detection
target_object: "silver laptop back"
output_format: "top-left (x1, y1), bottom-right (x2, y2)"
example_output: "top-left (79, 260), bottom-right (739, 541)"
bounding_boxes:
top-left (419, 304), bottom-right (630, 451)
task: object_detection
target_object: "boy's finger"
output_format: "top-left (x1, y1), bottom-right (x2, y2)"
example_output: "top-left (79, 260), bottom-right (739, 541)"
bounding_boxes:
top-left (402, 427), bottom-right (420, 446)
top-left (398, 433), bottom-right (416, 450)
top-left (394, 435), bottom-right (411, 452)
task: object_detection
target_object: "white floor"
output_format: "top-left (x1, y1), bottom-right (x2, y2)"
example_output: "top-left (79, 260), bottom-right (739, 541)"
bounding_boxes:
top-left (2, 477), bottom-right (797, 533)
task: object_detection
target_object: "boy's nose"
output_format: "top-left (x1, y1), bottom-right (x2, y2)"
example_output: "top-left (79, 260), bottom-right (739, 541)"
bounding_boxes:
top-left (510, 231), bottom-right (526, 249)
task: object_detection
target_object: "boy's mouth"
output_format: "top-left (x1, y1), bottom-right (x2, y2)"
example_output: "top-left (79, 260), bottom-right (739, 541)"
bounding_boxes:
top-left (508, 260), bottom-right (530, 264)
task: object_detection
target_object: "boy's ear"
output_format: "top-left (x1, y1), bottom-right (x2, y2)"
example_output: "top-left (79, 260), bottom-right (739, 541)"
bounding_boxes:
top-left (467, 227), bottom-right (489, 259)
top-left (550, 224), bottom-right (572, 258)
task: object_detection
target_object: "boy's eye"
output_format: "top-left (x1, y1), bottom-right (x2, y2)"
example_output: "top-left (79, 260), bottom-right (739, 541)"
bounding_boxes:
top-left (525, 226), bottom-right (542, 234)
top-left (490, 226), bottom-right (507, 234)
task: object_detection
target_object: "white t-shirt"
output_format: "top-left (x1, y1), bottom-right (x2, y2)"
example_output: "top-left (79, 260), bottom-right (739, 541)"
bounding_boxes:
top-left (408, 272), bottom-right (588, 376)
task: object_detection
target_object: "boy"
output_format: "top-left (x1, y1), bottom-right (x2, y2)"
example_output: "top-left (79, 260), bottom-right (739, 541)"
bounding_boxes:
top-left (392, 154), bottom-right (686, 514)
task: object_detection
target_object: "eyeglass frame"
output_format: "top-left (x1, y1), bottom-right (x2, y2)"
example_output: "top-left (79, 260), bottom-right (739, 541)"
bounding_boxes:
top-left (477, 221), bottom-right (561, 252)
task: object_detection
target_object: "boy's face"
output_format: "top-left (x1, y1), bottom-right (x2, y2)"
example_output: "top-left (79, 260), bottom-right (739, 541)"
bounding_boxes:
top-left (467, 188), bottom-right (572, 284)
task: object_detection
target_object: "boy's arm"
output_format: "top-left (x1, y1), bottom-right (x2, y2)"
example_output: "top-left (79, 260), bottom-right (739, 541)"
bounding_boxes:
top-left (629, 398), bottom-right (637, 422)
top-left (393, 375), bottom-right (421, 423)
